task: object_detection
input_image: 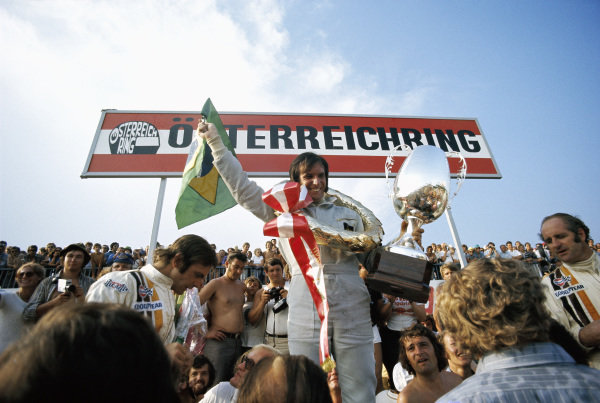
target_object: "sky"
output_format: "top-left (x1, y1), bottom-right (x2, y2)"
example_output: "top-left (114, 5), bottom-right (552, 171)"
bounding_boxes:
top-left (1, 0), bottom-right (599, 254)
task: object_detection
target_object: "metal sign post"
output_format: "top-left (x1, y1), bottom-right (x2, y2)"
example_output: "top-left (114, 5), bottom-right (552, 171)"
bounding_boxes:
top-left (147, 177), bottom-right (167, 265)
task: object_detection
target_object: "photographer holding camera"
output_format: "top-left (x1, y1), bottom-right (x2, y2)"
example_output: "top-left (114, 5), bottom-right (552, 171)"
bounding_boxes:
top-left (248, 258), bottom-right (290, 354)
top-left (23, 243), bottom-right (94, 322)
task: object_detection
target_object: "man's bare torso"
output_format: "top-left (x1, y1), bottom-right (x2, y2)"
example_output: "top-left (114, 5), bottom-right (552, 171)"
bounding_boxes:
top-left (398, 371), bottom-right (462, 403)
top-left (205, 276), bottom-right (245, 334)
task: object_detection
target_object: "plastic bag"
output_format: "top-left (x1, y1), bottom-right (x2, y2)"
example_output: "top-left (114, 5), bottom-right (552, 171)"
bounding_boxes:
top-left (174, 287), bottom-right (207, 355)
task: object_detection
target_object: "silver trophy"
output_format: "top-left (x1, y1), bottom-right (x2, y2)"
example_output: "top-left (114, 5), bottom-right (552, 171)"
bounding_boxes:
top-left (367, 145), bottom-right (463, 302)
top-left (389, 145), bottom-right (450, 257)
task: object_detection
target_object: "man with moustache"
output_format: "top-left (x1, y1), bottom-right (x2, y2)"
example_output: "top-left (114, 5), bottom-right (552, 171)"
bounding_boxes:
top-left (540, 213), bottom-right (600, 369)
top-left (187, 355), bottom-right (215, 401)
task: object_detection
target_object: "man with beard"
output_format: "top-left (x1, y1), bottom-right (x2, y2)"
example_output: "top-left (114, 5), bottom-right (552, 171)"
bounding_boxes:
top-left (187, 355), bottom-right (215, 401)
top-left (396, 324), bottom-right (461, 403)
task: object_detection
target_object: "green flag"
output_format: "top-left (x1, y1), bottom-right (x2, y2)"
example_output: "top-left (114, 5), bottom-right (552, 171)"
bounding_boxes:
top-left (175, 98), bottom-right (237, 229)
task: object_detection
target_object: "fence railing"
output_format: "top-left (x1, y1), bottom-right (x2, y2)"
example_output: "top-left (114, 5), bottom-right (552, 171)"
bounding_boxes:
top-left (2, 263), bottom-right (443, 289)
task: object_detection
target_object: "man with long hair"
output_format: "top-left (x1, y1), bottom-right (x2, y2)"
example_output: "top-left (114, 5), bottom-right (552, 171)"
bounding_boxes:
top-left (435, 258), bottom-right (600, 402)
top-left (396, 323), bottom-right (461, 403)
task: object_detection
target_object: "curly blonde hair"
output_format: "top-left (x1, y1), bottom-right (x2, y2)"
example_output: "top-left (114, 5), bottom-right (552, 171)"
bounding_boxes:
top-left (434, 258), bottom-right (550, 358)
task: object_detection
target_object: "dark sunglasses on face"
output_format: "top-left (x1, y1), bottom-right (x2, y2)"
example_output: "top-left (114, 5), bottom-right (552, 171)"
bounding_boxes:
top-left (17, 271), bottom-right (36, 279)
top-left (241, 355), bottom-right (255, 370)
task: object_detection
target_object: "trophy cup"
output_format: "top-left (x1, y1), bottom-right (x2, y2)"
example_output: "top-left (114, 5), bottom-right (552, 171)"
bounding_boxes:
top-left (366, 145), bottom-right (454, 303)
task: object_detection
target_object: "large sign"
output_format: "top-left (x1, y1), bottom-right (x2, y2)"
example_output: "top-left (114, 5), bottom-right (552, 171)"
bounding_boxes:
top-left (82, 110), bottom-right (501, 178)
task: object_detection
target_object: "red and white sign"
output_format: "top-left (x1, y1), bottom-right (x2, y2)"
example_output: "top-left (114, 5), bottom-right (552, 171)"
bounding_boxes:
top-left (82, 110), bottom-right (501, 178)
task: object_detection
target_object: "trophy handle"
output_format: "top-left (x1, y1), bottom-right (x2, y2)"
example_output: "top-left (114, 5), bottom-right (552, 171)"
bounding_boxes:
top-left (385, 144), bottom-right (412, 198)
top-left (445, 151), bottom-right (467, 203)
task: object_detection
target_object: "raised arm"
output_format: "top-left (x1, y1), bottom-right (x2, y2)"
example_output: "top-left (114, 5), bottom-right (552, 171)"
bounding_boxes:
top-left (198, 122), bottom-right (276, 223)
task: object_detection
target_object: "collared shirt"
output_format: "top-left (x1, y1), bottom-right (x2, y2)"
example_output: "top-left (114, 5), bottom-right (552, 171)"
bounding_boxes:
top-left (23, 270), bottom-right (95, 322)
top-left (200, 381), bottom-right (238, 403)
top-left (437, 342), bottom-right (600, 403)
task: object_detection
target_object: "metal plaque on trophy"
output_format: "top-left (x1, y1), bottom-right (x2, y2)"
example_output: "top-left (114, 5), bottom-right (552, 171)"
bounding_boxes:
top-left (366, 145), bottom-right (459, 303)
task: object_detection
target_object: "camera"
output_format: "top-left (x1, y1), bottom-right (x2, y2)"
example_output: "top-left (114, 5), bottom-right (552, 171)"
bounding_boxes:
top-left (57, 279), bottom-right (76, 294)
top-left (268, 287), bottom-right (288, 313)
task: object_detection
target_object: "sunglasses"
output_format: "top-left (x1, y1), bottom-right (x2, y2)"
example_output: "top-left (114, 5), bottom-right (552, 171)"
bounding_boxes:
top-left (17, 271), bottom-right (36, 279)
top-left (241, 355), bottom-right (255, 370)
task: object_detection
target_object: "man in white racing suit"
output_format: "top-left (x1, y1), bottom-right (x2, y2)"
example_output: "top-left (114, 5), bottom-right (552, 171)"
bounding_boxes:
top-left (198, 122), bottom-right (376, 403)
top-left (86, 234), bottom-right (217, 370)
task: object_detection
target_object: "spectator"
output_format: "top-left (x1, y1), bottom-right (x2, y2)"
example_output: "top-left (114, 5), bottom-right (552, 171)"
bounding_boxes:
top-left (250, 248), bottom-right (264, 268)
top-left (89, 242), bottom-right (105, 277)
top-left (425, 245), bottom-right (437, 264)
top-left (132, 248), bottom-right (145, 269)
top-left (0, 303), bottom-right (179, 403)
top-left (0, 243), bottom-right (8, 268)
top-left (200, 344), bottom-right (279, 403)
top-left (241, 276), bottom-right (265, 353)
top-left (238, 354), bottom-right (333, 403)
top-left (396, 323), bottom-right (462, 403)
top-left (439, 263), bottom-right (460, 281)
top-left (199, 251), bottom-right (247, 383)
top-left (24, 245), bottom-right (41, 264)
top-left (435, 258), bottom-right (600, 402)
top-left (186, 355), bottom-right (216, 401)
top-left (23, 243), bottom-right (94, 322)
top-left (0, 263), bottom-right (45, 353)
top-left (7, 247), bottom-right (24, 269)
top-left (359, 264), bottom-right (391, 394)
top-left (483, 242), bottom-right (498, 259)
top-left (248, 258), bottom-right (290, 355)
top-left (104, 242), bottom-right (119, 265)
top-left (497, 243), bottom-right (512, 259)
top-left (440, 331), bottom-right (475, 380)
top-left (263, 240), bottom-right (276, 262)
top-left (45, 247), bottom-right (62, 269)
top-left (505, 241), bottom-right (523, 260)
top-left (380, 294), bottom-right (426, 392)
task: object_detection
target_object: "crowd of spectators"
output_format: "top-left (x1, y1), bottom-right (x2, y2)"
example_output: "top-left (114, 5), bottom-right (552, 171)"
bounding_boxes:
top-left (1, 225), bottom-right (599, 402)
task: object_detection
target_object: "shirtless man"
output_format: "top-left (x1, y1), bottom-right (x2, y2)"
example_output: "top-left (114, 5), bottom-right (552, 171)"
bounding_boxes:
top-left (397, 324), bottom-right (462, 403)
top-left (200, 251), bottom-right (247, 383)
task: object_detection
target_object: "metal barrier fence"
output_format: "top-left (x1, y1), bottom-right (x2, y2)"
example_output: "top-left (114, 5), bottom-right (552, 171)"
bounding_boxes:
top-left (2, 263), bottom-right (442, 289)
top-left (207, 266), bottom-right (267, 284)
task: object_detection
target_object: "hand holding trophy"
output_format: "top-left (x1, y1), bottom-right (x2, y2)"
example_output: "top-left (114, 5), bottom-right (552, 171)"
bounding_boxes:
top-left (366, 145), bottom-right (465, 302)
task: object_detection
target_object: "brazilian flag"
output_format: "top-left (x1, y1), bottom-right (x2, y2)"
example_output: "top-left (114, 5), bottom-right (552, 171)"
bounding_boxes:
top-left (175, 98), bottom-right (237, 229)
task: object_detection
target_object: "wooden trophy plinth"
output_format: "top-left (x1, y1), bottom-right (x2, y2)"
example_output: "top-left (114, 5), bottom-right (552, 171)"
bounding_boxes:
top-left (366, 248), bottom-right (432, 303)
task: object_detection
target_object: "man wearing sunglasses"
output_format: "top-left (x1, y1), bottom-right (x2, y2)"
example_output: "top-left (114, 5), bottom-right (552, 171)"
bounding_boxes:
top-left (200, 344), bottom-right (278, 403)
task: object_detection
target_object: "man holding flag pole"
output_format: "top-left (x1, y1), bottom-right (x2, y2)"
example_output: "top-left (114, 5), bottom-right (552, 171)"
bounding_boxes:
top-left (185, 100), bottom-right (378, 403)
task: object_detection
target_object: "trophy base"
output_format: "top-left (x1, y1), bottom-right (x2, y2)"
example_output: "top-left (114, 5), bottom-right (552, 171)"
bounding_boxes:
top-left (366, 248), bottom-right (432, 303)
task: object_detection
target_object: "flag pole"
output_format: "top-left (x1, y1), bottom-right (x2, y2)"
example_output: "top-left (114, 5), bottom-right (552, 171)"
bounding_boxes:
top-left (148, 177), bottom-right (167, 265)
